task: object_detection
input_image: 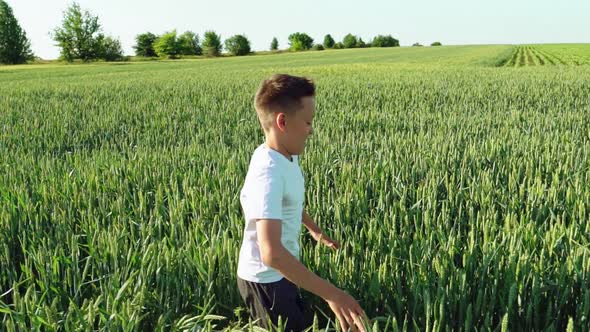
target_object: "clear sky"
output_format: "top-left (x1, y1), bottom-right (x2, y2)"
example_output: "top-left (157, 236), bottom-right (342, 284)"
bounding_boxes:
top-left (8, 0), bottom-right (590, 60)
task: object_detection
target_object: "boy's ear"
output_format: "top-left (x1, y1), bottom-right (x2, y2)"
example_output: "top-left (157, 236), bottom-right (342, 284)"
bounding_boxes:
top-left (275, 113), bottom-right (286, 132)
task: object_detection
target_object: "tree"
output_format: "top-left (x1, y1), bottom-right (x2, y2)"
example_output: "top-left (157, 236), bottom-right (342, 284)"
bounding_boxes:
top-left (178, 31), bottom-right (201, 55)
top-left (288, 32), bottom-right (313, 51)
top-left (100, 36), bottom-right (124, 61)
top-left (431, 41), bottom-right (442, 46)
top-left (323, 34), bottom-right (335, 49)
top-left (270, 37), bottom-right (278, 51)
top-left (134, 32), bottom-right (157, 57)
top-left (311, 44), bottom-right (324, 51)
top-left (202, 30), bottom-right (222, 56)
top-left (371, 35), bottom-right (399, 47)
top-left (225, 34), bottom-right (251, 56)
top-left (412, 42), bottom-right (423, 47)
top-left (357, 38), bottom-right (367, 48)
top-left (333, 42), bottom-right (344, 49)
top-left (154, 30), bottom-right (179, 59)
top-left (53, 2), bottom-right (104, 62)
top-left (0, 0), bottom-right (33, 64)
top-left (342, 33), bottom-right (358, 48)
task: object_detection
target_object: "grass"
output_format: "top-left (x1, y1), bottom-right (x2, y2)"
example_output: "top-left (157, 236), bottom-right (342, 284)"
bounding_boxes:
top-left (1, 44), bottom-right (590, 331)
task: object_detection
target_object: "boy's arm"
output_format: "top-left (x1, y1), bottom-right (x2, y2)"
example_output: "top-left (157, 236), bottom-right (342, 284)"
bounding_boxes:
top-left (302, 210), bottom-right (340, 250)
top-left (302, 210), bottom-right (321, 235)
top-left (257, 219), bottom-right (368, 332)
top-left (257, 219), bottom-right (337, 298)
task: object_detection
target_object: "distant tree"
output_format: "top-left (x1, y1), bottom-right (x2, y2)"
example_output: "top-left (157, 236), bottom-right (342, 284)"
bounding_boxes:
top-left (357, 38), bottom-right (367, 48)
top-left (311, 44), bottom-right (324, 51)
top-left (202, 30), bottom-right (222, 56)
top-left (412, 42), bottom-right (423, 47)
top-left (323, 34), bottom-right (335, 49)
top-left (53, 2), bottom-right (104, 62)
top-left (333, 42), bottom-right (344, 49)
top-left (100, 36), bottom-right (125, 61)
top-left (134, 32), bottom-right (157, 57)
top-left (431, 41), bottom-right (442, 46)
top-left (288, 32), bottom-right (313, 51)
top-left (154, 30), bottom-right (179, 59)
top-left (270, 37), bottom-right (278, 51)
top-left (178, 31), bottom-right (201, 55)
top-left (342, 33), bottom-right (358, 48)
top-left (0, 0), bottom-right (33, 64)
top-left (371, 34), bottom-right (399, 47)
top-left (225, 34), bottom-right (251, 56)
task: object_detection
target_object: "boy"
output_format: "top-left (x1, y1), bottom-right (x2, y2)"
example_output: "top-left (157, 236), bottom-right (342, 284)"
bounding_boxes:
top-left (237, 74), bottom-right (368, 332)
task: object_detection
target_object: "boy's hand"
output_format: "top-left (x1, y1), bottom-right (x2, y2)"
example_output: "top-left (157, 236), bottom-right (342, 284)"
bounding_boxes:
top-left (311, 231), bottom-right (340, 250)
top-left (325, 289), bottom-right (369, 332)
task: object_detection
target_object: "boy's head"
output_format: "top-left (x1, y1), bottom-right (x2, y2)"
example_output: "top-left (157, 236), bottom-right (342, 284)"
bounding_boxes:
top-left (254, 74), bottom-right (316, 156)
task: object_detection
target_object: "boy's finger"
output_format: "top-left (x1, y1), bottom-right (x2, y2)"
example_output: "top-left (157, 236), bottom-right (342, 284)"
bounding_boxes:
top-left (342, 312), bottom-right (357, 332)
top-left (327, 238), bottom-right (339, 247)
top-left (351, 311), bottom-right (364, 332)
top-left (335, 310), bottom-right (347, 332)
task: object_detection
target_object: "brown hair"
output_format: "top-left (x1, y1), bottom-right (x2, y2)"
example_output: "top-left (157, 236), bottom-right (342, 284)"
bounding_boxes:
top-left (254, 74), bottom-right (315, 131)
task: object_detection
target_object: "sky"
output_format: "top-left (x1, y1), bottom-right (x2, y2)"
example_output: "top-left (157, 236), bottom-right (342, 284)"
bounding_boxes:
top-left (8, 0), bottom-right (590, 60)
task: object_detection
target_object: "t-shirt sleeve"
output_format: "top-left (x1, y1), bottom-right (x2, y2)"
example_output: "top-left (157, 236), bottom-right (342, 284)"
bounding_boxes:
top-left (247, 164), bottom-right (283, 220)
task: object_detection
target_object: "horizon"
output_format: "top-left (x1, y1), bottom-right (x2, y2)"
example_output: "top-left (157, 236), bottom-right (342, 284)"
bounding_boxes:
top-left (7, 0), bottom-right (590, 60)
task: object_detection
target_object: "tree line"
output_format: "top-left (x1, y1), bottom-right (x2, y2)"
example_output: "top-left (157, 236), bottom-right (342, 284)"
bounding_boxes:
top-left (0, 1), bottom-right (442, 65)
top-left (0, 0), bottom-right (33, 64)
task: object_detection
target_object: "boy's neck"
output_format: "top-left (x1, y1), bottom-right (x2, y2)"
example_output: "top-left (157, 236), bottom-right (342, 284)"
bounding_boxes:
top-left (264, 138), bottom-right (293, 162)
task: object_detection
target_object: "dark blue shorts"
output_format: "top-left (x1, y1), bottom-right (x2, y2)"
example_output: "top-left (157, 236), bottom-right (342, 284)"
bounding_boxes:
top-left (237, 276), bottom-right (314, 332)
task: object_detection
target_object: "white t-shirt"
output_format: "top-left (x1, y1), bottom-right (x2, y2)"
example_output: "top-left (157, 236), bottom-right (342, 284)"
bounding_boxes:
top-left (237, 143), bottom-right (305, 283)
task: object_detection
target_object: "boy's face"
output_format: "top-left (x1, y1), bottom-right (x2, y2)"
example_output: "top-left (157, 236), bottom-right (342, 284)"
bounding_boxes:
top-left (280, 96), bottom-right (315, 156)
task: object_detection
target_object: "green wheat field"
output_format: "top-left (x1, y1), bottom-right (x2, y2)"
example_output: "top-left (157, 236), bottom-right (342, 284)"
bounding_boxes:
top-left (1, 44), bottom-right (590, 331)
